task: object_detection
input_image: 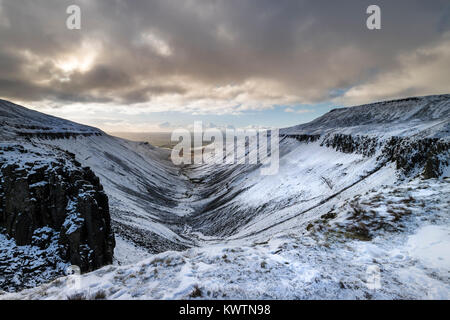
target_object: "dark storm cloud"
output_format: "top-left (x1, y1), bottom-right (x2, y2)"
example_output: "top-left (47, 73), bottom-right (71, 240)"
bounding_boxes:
top-left (0, 0), bottom-right (449, 109)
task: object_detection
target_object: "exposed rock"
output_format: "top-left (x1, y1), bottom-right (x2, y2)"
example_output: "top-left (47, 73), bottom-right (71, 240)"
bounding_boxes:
top-left (380, 137), bottom-right (449, 178)
top-left (282, 134), bottom-right (321, 143)
top-left (286, 133), bottom-right (449, 179)
top-left (0, 144), bottom-right (115, 292)
top-left (322, 134), bottom-right (379, 157)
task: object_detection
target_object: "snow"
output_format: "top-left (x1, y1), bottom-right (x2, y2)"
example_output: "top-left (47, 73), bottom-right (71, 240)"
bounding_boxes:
top-left (406, 225), bottom-right (450, 272)
top-left (29, 181), bottom-right (48, 188)
top-left (0, 230), bottom-right (70, 293)
top-left (113, 236), bottom-right (152, 266)
top-left (284, 94), bottom-right (450, 139)
top-left (0, 99), bottom-right (101, 139)
top-left (0, 95), bottom-right (449, 299)
top-left (62, 206), bottom-right (84, 235)
top-left (2, 177), bottom-right (449, 300)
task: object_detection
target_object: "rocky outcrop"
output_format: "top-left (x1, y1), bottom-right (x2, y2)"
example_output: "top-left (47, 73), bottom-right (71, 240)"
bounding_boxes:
top-left (0, 144), bottom-right (115, 291)
top-left (283, 134), bottom-right (321, 143)
top-left (322, 134), bottom-right (379, 157)
top-left (286, 133), bottom-right (449, 179)
top-left (379, 137), bottom-right (450, 179)
top-left (321, 134), bottom-right (449, 178)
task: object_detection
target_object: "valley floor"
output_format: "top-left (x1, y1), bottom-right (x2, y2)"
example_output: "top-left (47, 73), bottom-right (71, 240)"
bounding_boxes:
top-left (1, 96), bottom-right (449, 299)
top-left (3, 178), bottom-right (449, 300)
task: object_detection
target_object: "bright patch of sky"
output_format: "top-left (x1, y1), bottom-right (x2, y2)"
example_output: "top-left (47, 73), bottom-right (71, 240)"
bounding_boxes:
top-left (30, 102), bottom-right (336, 132)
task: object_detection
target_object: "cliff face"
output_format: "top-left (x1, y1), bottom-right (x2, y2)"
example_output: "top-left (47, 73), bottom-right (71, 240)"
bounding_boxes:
top-left (280, 133), bottom-right (450, 179)
top-left (0, 144), bottom-right (115, 292)
top-left (0, 98), bottom-right (191, 263)
top-left (0, 96), bottom-right (448, 297)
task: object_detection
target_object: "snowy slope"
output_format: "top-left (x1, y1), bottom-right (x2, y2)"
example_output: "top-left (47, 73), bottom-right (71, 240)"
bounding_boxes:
top-left (0, 95), bottom-right (449, 299)
top-left (284, 94), bottom-right (450, 139)
top-left (172, 95), bottom-right (449, 244)
top-left (0, 99), bottom-right (193, 265)
top-left (0, 100), bottom-right (100, 140)
top-left (3, 179), bottom-right (449, 300)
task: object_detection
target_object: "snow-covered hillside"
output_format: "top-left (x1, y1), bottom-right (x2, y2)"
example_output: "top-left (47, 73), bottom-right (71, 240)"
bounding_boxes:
top-left (4, 179), bottom-right (449, 300)
top-left (0, 100), bottom-right (100, 140)
top-left (284, 94), bottom-right (450, 138)
top-left (0, 94), bottom-right (449, 299)
top-left (0, 99), bottom-right (194, 265)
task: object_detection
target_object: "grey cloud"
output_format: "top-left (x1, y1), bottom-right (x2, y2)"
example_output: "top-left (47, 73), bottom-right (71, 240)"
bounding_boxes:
top-left (121, 84), bottom-right (187, 104)
top-left (0, 0), bottom-right (449, 109)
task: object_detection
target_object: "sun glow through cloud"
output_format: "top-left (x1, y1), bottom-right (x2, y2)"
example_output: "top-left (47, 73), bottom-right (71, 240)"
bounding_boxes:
top-left (0, 0), bottom-right (449, 132)
top-left (55, 41), bottom-right (99, 74)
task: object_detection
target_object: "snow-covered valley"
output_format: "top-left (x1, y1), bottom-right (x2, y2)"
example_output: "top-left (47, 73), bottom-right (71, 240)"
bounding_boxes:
top-left (0, 95), bottom-right (449, 299)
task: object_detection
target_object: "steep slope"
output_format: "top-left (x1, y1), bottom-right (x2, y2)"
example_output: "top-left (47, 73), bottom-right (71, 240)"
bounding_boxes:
top-left (285, 94), bottom-right (450, 138)
top-left (179, 95), bottom-right (449, 244)
top-left (0, 100), bottom-right (100, 140)
top-left (0, 95), bottom-right (449, 299)
top-left (0, 99), bottom-right (193, 267)
top-left (5, 179), bottom-right (449, 299)
top-left (0, 143), bottom-right (115, 292)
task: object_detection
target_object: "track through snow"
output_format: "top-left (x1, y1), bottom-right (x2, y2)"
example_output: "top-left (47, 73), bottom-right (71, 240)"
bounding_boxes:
top-left (0, 95), bottom-right (449, 299)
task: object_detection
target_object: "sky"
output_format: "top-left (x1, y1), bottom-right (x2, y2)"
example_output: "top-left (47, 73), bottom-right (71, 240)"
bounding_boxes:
top-left (0, 0), bottom-right (449, 132)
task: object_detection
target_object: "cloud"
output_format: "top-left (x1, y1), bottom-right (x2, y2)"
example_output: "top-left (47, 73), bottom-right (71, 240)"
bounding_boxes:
top-left (137, 32), bottom-right (173, 57)
top-left (285, 107), bottom-right (314, 114)
top-left (0, 0), bottom-right (10, 28)
top-left (158, 121), bottom-right (171, 128)
top-left (338, 35), bottom-right (450, 105)
top-left (0, 0), bottom-right (449, 115)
